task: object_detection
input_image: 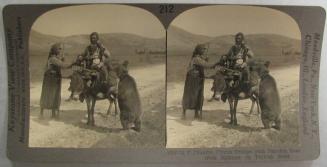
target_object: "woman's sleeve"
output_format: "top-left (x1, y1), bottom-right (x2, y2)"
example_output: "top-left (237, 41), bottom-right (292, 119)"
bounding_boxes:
top-left (193, 57), bottom-right (213, 68)
top-left (49, 57), bottom-right (71, 68)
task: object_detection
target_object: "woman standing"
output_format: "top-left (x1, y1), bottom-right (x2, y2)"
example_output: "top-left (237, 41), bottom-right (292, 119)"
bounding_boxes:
top-left (40, 43), bottom-right (72, 118)
top-left (182, 44), bottom-right (214, 120)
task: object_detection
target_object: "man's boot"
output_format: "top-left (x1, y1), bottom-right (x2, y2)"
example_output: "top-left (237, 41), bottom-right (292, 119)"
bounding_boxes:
top-left (221, 92), bottom-right (227, 102)
top-left (79, 92), bottom-right (85, 102)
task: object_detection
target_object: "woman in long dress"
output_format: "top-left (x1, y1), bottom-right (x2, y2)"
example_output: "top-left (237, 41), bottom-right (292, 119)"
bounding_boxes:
top-left (182, 44), bottom-right (215, 119)
top-left (40, 43), bottom-right (72, 118)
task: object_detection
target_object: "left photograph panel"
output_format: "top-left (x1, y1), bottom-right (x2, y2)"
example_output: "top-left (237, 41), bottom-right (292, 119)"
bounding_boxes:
top-left (28, 4), bottom-right (166, 148)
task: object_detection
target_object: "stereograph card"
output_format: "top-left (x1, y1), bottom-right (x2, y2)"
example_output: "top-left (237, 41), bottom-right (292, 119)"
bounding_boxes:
top-left (2, 2), bottom-right (325, 164)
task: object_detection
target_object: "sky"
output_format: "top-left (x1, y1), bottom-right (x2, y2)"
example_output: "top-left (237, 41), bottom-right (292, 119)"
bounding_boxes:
top-left (170, 5), bottom-right (301, 39)
top-left (31, 4), bottom-right (165, 38)
top-left (32, 5), bottom-right (301, 40)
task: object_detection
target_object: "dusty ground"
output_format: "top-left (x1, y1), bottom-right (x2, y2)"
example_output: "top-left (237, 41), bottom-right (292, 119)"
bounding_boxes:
top-left (29, 64), bottom-right (166, 148)
top-left (167, 65), bottom-right (300, 148)
top-left (29, 64), bottom-right (300, 148)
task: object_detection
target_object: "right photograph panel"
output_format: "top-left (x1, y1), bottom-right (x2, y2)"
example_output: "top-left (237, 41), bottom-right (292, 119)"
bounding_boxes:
top-left (166, 5), bottom-right (301, 148)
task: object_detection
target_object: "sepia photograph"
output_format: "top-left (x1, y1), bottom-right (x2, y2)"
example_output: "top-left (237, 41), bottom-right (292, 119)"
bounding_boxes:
top-left (3, 2), bottom-right (326, 163)
top-left (3, 2), bottom-right (326, 164)
top-left (166, 5), bottom-right (301, 148)
top-left (28, 4), bottom-right (166, 148)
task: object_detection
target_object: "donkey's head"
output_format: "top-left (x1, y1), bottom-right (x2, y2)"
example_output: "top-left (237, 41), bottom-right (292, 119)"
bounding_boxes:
top-left (69, 71), bottom-right (85, 98)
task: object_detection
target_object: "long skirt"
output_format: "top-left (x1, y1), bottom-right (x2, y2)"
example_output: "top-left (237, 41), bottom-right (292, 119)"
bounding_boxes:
top-left (40, 72), bottom-right (62, 110)
top-left (182, 71), bottom-right (205, 111)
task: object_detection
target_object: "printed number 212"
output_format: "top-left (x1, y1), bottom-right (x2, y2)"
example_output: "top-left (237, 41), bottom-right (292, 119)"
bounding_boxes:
top-left (159, 5), bottom-right (174, 14)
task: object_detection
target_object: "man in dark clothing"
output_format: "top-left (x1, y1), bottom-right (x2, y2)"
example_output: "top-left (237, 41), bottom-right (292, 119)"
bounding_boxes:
top-left (226, 32), bottom-right (254, 84)
top-left (219, 32), bottom-right (255, 102)
top-left (83, 32), bottom-right (111, 82)
top-left (78, 32), bottom-right (117, 102)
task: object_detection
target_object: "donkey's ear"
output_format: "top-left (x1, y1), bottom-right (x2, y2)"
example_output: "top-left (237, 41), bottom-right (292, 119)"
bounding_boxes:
top-left (122, 60), bottom-right (129, 67)
top-left (264, 61), bottom-right (270, 68)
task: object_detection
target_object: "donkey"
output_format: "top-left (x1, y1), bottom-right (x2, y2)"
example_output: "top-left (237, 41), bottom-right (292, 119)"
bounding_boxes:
top-left (207, 71), bottom-right (226, 102)
top-left (69, 67), bottom-right (118, 126)
top-left (209, 70), bottom-right (260, 111)
top-left (220, 68), bottom-right (260, 126)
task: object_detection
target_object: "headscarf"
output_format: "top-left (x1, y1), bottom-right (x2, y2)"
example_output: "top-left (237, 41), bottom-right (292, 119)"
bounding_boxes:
top-left (187, 44), bottom-right (208, 71)
top-left (48, 43), bottom-right (64, 59)
top-left (45, 43), bottom-right (64, 70)
top-left (192, 44), bottom-right (207, 58)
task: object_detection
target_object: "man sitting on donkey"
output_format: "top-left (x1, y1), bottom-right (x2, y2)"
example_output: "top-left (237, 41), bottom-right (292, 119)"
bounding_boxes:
top-left (68, 32), bottom-right (118, 102)
top-left (216, 32), bottom-right (256, 102)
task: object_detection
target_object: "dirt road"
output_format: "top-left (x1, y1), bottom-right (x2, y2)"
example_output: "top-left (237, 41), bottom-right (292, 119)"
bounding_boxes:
top-left (29, 64), bottom-right (166, 148)
top-left (167, 65), bottom-right (300, 148)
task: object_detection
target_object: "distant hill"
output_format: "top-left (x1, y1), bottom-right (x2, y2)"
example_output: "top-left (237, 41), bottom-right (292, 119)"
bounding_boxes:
top-left (208, 33), bottom-right (301, 59)
top-left (29, 30), bottom-right (62, 55)
top-left (29, 30), bottom-right (165, 81)
top-left (29, 30), bottom-right (165, 57)
top-left (167, 26), bottom-right (213, 53)
top-left (168, 25), bottom-right (301, 61)
top-left (167, 25), bottom-right (301, 82)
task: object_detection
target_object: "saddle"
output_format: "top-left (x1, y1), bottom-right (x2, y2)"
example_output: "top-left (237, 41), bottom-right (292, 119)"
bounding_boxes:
top-left (79, 68), bottom-right (106, 85)
top-left (221, 68), bottom-right (258, 101)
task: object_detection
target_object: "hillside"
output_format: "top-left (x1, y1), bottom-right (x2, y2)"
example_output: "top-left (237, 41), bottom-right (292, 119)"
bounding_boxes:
top-left (168, 25), bottom-right (301, 59)
top-left (167, 26), bottom-right (213, 53)
top-left (29, 30), bottom-right (165, 56)
top-left (29, 30), bottom-right (165, 81)
top-left (29, 30), bottom-right (62, 55)
top-left (167, 25), bottom-right (301, 82)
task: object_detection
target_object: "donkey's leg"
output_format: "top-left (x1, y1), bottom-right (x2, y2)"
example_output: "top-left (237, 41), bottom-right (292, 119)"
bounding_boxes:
top-left (91, 97), bottom-right (96, 126)
top-left (249, 97), bottom-right (255, 115)
top-left (208, 91), bottom-right (216, 102)
top-left (114, 99), bottom-right (118, 117)
top-left (107, 99), bottom-right (113, 115)
top-left (228, 97), bottom-right (234, 125)
top-left (86, 97), bottom-right (91, 125)
top-left (233, 99), bottom-right (239, 126)
top-left (256, 98), bottom-right (261, 114)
